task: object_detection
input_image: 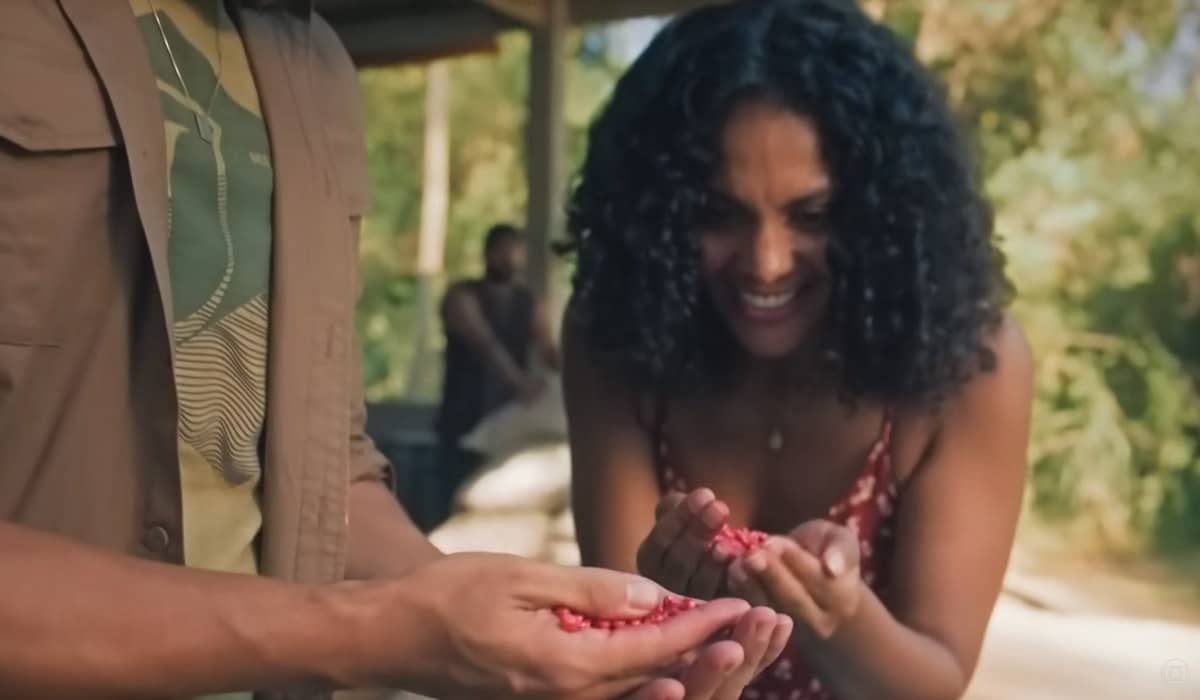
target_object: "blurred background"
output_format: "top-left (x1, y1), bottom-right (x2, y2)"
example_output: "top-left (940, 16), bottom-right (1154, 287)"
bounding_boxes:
top-left (321, 0), bottom-right (1200, 697)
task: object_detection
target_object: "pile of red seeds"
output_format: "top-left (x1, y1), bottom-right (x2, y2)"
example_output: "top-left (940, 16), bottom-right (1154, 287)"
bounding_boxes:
top-left (553, 522), bottom-right (771, 633)
top-left (712, 523), bottom-right (769, 556)
top-left (554, 595), bottom-right (702, 632)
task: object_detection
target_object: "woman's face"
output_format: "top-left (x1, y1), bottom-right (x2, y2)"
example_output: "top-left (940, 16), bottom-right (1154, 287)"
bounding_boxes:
top-left (698, 99), bottom-right (832, 360)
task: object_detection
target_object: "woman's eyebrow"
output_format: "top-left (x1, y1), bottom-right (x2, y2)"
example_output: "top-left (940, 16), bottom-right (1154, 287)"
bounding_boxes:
top-left (785, 188), bottom-right (832, 210)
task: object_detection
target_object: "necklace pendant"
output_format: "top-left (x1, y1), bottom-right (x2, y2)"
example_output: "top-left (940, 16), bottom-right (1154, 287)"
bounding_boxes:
top-left (767, 428), bottom-right (784, 452)
top-left (195, 113), bottom-right (213, 143)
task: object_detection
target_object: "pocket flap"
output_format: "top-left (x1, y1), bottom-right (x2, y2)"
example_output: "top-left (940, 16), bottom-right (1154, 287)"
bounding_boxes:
top-left (0, 43), bottom-right (121, 152)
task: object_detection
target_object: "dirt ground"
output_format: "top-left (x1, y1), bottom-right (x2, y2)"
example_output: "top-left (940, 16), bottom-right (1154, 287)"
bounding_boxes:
top-left (965, 537), bottom-right (1200, 699)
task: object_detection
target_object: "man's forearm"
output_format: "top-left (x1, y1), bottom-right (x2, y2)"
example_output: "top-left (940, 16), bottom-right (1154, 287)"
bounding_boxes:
top-left (0, 522), bottom-right (369, 698)
top-left (799, 585), bottom-right (968, 700)
top-left (481, 337), bottom-right (529, 390)
top-left (444, 297), bottom-right (529, 391)
top-left (345, 479), bottom-right (444, 580)
top-left (540, 342), bottom-right (562, 373)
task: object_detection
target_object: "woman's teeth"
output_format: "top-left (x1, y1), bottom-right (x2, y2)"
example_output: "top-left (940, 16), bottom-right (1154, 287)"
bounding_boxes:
top-left (741, 289), bottom-right (796, 310)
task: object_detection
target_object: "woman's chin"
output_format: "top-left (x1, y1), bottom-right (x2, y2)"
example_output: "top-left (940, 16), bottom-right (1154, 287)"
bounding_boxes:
top-left (732, 325), bottom-right (808, 361)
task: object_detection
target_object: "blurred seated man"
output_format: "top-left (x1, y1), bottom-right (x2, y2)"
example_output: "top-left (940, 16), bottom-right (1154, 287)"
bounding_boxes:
top-left (432, 223), bottom-right (561, 527)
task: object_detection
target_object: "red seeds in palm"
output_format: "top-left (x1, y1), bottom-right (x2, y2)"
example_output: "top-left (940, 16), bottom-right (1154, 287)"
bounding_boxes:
top-left (554, 595), bottom-right (705, 632)
top-left (553, 606), bottom-right (590, 632)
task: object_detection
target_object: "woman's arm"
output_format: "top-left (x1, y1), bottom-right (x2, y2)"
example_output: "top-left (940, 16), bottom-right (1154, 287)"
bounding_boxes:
top-left (562, 314), bottom-right (661, 574)
top-left (797, 320), bottom-right (1034, 700)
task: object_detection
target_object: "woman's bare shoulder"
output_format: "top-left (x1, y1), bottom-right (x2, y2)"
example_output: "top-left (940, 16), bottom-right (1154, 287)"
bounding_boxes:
top-left (891, 316), bottom-right (1033, 483)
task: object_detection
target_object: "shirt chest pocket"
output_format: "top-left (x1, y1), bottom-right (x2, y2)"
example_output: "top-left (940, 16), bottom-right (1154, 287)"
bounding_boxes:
top-left (0, 26), bottom-right (122, 346)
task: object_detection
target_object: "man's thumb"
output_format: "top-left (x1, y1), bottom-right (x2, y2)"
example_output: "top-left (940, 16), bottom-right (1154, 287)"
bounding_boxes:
top-left (543, 566), bottom-right (667, 618)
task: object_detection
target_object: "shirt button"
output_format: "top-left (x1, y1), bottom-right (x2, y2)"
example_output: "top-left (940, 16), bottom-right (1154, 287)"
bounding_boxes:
top-left (143, 525), bottom-right (171, 554)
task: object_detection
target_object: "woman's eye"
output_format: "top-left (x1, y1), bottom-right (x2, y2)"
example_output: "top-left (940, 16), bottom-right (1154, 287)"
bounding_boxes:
top-left (789, 208), bottom-right (829, 232)
top-left (697, 202), bottom-right (742, 231)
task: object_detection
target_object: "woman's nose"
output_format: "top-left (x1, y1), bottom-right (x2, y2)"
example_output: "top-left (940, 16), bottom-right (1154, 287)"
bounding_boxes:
top-left (743, 219), bottom-right (796, 285)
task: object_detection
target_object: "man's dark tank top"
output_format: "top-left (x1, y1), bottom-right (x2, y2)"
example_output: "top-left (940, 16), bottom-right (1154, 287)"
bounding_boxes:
top-left (435, 280), bottom-right (535, 442)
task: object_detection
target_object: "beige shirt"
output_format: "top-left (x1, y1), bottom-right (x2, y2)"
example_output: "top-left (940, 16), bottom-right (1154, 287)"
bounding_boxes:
top-left (128, 0), bottom-right (276, 579)
top-left (0, 2), bottom-right (389, 697)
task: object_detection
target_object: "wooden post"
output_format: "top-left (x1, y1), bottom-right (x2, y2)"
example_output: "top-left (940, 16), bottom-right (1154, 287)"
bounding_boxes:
top-left (416, 61), bottom-right (451, 279)
top-left (406, 61), bottom-right (451, 397)
top-left (525, 0), bottom-right (568, 322)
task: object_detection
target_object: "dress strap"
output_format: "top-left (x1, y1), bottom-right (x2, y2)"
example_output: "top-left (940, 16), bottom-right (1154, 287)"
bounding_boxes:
top-left (634, 389), bottom-right (671, 463)
top-left (867, 406), bottom-right (898, 487)
top-left (651, 390), bottom-right (670, 463)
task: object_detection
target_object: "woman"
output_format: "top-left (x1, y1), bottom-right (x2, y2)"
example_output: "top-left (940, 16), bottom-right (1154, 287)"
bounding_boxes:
top-left (562, 1), bottom-right (1034, 698)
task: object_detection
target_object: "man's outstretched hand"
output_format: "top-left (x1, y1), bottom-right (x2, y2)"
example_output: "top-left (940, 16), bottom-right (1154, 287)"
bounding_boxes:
top-left (341, 553), bottom-right (791, 699)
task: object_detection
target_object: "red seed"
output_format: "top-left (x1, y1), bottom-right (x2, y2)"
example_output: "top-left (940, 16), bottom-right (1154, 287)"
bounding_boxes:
top-left (555, 592), bottom-right (711, 633)
top-left (712, 524), bottom-right (769, 555)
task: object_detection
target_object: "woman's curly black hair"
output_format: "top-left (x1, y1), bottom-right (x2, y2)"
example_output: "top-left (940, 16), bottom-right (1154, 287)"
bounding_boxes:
top-left (561, 0), bottom-right (1011, 404)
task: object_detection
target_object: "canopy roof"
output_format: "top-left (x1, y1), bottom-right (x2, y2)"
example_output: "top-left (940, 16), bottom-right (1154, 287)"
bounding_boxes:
top-left (319, 0), bottom-right (718, 64)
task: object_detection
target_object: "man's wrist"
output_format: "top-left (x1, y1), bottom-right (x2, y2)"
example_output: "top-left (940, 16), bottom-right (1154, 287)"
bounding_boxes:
top-left (304, 574), bottom-right (441, 691)
top-left (504, 366), bottom-right (530, 389)
top-left (291, 581), bottom-right (395, 689)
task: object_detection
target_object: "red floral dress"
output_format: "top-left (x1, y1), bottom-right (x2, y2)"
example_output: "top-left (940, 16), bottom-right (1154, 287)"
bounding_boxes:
top-left (655, 415), bottom-right (900, 700)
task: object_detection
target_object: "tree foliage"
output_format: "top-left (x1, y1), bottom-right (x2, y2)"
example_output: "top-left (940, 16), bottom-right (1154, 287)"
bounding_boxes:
top-left (881, 0), bottom-right (1200, 552)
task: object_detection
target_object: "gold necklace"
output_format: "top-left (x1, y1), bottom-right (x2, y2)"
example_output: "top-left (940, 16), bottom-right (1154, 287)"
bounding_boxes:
top-left (148, 0), bottom-right (225, 143)
top-left (767, 423), bottom-right (784, 452)
top-left (765, 379), bottom-right (787, 453)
